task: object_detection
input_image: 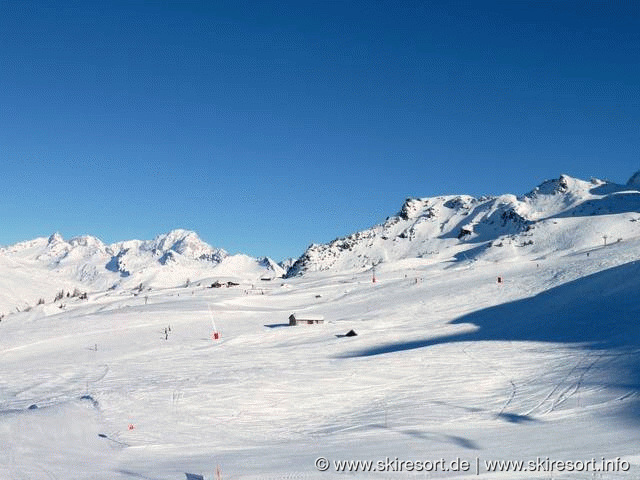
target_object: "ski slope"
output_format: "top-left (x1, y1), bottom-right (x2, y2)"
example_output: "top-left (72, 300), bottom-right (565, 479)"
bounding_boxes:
top-left (1, 232), bottom-right (640, 479)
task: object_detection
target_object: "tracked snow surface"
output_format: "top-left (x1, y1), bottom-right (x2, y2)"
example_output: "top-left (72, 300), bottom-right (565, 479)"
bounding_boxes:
top-left (1, 173), bottom-right (640, 479)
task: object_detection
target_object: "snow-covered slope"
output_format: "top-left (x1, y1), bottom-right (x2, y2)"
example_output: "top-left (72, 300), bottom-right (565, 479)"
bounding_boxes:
top-left (2, 221), bottom-right (640, 479)
top-left (2, 171), bottom-right (640, 479)
top-left (0, 230), bottom-right (282, 315)
top-left (287, 173), bottom-right (640, 276)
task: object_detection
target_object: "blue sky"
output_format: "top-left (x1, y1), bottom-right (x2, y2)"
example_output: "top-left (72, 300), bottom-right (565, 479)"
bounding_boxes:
top-left (1, 1), bottom-right (638, 260)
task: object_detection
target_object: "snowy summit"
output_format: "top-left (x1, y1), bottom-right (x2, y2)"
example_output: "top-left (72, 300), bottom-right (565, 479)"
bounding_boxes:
top-left (287, 173), bottom-right (640, 276)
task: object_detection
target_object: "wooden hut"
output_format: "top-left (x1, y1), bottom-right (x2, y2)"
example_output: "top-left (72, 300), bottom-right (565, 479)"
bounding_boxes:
top-left (288, 313), bottom-right (324, 326)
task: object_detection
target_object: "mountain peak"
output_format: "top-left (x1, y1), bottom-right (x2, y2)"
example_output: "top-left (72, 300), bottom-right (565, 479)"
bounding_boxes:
top-left (525, 174), bottom-right (596, 199)
top-left (151, 229), bottom-right (201, 249)
top-left (47, 232), bottom-right (64, 245)
top-left (627, 170), bottom-right (640, 188)
top-left (69, 235), bottom-right (105, 249)
top-left (148, 229), bottom-right (227, 262)
top-left (527, 175), bottom-right (570, 196)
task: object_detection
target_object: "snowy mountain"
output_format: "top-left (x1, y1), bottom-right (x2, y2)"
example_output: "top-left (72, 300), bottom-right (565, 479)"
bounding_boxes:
top-left (278, 257), bottom-right (297, 272)
top-left (3, 172), bottom-right (640, 479)
top-left (286, 172), bottom-right (640, 276)
top-left (105, 229), bottom-right (228, 277)
top-left (259, 256), bottom-right (287, 278)
top-left (627, 170), bottom-right (640, 187)
top-left (0, 229), bottom-right (281, 314)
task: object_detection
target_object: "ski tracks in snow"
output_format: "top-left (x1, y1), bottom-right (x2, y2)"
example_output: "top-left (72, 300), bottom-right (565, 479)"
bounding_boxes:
top-left (462, 343), bottom-right (518, 418)
top-left (524, 349), bottom-right (638, 417)
top-left (463, 339), bottom-right (640, 422)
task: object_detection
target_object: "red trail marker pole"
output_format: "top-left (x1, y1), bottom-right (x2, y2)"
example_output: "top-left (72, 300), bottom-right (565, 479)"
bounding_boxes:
top-left (208, 305), bottom-right (221, 341)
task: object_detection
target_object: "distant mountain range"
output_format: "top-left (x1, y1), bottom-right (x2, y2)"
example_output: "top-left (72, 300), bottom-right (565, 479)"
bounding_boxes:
top-left (0, 229), bottom-right (284, 313)
top-left (1, 171), bottom-right (639, 314)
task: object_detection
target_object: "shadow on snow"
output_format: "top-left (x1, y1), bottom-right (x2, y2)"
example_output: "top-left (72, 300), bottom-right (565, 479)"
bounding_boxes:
top-left (340, 260), bottom-right (640, 422)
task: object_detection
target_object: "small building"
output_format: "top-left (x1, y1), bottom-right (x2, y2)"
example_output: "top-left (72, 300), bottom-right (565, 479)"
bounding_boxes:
top-left (289, 313), bottom-right (324, 326)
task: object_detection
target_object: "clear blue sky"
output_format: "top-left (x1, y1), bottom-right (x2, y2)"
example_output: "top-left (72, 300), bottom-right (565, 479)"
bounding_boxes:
top-left (1, 1), bottom-right (638, 260)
